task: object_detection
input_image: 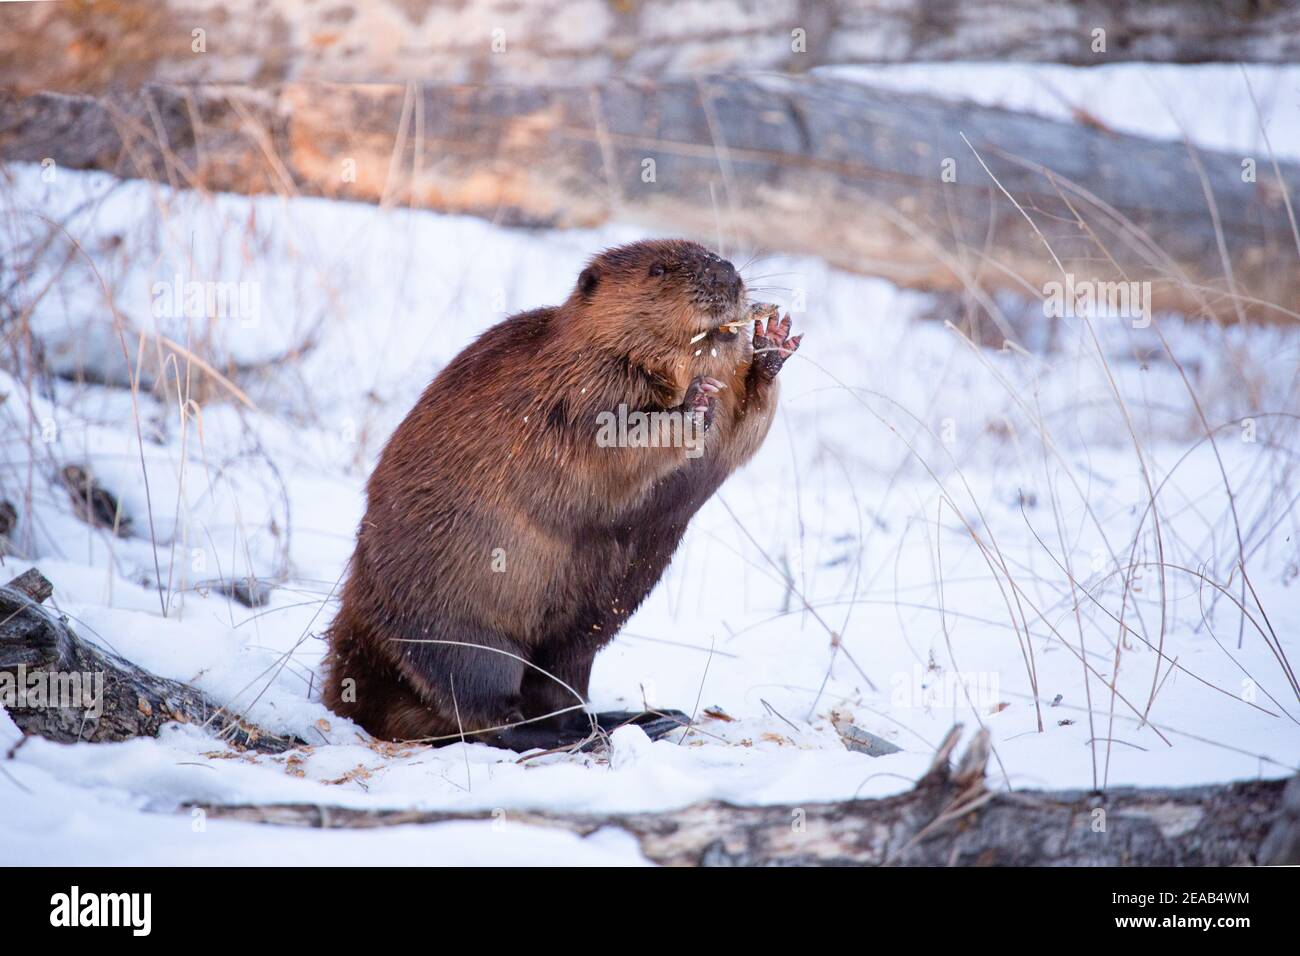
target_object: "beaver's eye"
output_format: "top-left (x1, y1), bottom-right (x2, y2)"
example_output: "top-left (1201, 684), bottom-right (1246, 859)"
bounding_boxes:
top-left (649, 263), bottom-right (666, 277)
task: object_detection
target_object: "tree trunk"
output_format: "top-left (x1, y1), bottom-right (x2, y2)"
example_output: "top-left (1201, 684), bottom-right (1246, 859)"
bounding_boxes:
top-left (2, 0), bottom-right (1298, 94)
top-left (194, 756), bottom-right (1300, 866)
top-left (0, 569), bottom-right (300, 754)
top-left (3, 78), bottom-right (1297, 326)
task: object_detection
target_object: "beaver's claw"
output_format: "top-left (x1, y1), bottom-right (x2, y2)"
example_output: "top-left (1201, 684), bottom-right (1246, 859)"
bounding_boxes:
top-left (682, 375), bottom-right (725, 431)
top-left (751, 311), bottom-right (802, 382)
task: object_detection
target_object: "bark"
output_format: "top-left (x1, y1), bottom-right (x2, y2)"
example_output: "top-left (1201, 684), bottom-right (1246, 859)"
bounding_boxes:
top-left (194, 733), bottom-right (1300, 866)
top-left (1, 0), bottom-right (1298, 94)
top-left (2, 78), bottom-right (1296, 325)
top-left (0, 568), bottom-right (300, 754)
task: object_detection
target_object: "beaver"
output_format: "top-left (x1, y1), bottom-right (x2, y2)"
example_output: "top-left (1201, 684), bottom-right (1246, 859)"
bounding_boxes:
top-left (322, 239), bottom-right (802, 750)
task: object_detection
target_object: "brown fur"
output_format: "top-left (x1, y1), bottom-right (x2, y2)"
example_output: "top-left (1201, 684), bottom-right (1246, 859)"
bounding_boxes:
top-left (322, 239), bottom-right (784, 744)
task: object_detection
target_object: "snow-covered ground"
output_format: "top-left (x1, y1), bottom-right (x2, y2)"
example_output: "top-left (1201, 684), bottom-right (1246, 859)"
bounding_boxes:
top-left (1, 65), bottom-right (1298, 865)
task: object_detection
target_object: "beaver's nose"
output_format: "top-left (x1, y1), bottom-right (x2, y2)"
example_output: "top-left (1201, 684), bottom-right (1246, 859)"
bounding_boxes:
top-left (705, 259), bottom-right (742, 298)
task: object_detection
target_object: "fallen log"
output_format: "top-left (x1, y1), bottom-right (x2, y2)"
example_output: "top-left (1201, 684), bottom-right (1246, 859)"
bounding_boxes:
top-left (2, 77), bottom-right (1296, 326)
top-left (0, 568), bottom-right (300, 754)
top-left (194, 730), bottom-right (1300, 866)
top-left (1, 0), bottom-right (1298, 93)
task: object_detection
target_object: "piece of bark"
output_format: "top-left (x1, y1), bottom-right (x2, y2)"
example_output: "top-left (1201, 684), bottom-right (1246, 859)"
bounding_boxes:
top-left (5, 567), bottom-right (53, 604)
top-left (0, 568), bottom-right (300, 754)
top-left (2, 0), bottom-right (1298, 94)
top-left (1259, 774), bottom-right (1300, 866)
top-left (60, 464), bottom-right (131, 537)
top-left (2, 78), bottom-right (1295, 327)
top-left (192, 732), bottom-right (1295, 866)
top-left (831, 709), bottom-right (902, 756)
top-left (0, 500), bottom-right (17, 541)
top-left (216, 577), bottom-right (273, 608)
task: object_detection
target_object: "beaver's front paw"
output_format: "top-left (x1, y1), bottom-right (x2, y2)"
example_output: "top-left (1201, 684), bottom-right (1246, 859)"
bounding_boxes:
top-left (751, 310), bottom-right (802, 382)
top-left (682, 375), bottom-right (726, 431)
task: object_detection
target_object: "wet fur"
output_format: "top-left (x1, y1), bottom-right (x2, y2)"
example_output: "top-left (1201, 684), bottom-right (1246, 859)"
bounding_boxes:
top-left (322, 240), bottom-right (780, 743)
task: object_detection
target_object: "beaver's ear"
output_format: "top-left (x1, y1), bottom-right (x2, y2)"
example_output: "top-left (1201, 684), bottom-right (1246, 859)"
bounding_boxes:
top-left (577, 266), bottom-right (600, 298)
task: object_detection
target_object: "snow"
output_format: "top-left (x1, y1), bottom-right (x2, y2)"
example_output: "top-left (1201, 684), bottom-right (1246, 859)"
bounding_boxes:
top-left (1, 64), bottom-right (1298, 865)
